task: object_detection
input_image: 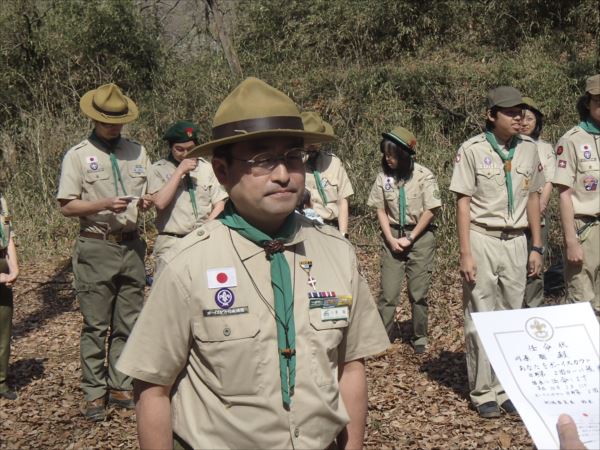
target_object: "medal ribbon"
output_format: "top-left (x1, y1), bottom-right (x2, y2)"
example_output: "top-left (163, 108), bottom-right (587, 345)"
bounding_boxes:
top-left (578, 120), bottom-right (600, 135)
top-left (313, 171), bottom-right (329, 204)
top-left (485, 131), bottom-right (518, 217)
top-left (219, 201), bottom-right (297, 408)
top-left (109, 152), bottom-right (128, 196)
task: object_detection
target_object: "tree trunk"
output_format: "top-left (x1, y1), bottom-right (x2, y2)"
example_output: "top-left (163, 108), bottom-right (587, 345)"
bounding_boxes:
top-left (203, 0), bottom-right (243, 80)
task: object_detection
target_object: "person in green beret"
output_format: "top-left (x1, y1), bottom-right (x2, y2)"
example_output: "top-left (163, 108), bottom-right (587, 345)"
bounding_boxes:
top-left (148, 120), bottom-right (227, 275)
top-left (367, 126), bottom-right (441, 353)
top-left (0, 190), bottom-right (19, 400)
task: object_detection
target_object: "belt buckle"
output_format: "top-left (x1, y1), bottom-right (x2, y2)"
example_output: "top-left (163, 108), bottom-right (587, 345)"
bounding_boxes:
top-left (500, 231), bottom-right (510, 240)
top-left (107, 232), bottom-right (121, 243)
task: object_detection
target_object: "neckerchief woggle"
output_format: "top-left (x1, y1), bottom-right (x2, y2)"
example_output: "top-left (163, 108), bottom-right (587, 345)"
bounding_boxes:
top-left (485, 131), bottom-right (518, 217)
top-left (579, 119), bottom-right (600, 135)
top-left (218, 201), bottom-right (296, 408)
top-left (168, 154), bottom-right (199, 220)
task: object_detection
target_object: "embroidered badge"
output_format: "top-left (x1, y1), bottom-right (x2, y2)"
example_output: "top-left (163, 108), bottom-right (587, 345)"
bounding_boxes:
top-left (558, 160), bottom-right (567, 169)
top-left (207, 267), bottom-right (237, 289)
top-left (384, 177), bottom-right (394, 191)
top-left (86, 156), bottom-right (99, 171)
top-left (321, 306), bottom-right (349, 321)
top-left (433, 190), bottom-right (441, 199)
top-left (483, 156), bottom-right (492, 168)
top-left (133, 164), bottom-right (145, 174)
top-left (215, 288), bottom-right (235, 309)
top-left (320, 177), bottom-right (329, 188)
top-left (455, 152), bottom-right (461, 164)
top-left (583, 150), bottom-right (592, 160)
top-left (203, 306), bottom-right (248, 317)
top-left (580, 144), bottom-right (592, 153)
top-left (583, 175), bottom-right (598, 192)
top-left (538, 163), bottom-right (543, 172)
top-left (522, 178), bottom-right (530, 190)
top-left (185, 127), bottom-right (194, 138)
top-left (556, 146), bottom-right (563, 156)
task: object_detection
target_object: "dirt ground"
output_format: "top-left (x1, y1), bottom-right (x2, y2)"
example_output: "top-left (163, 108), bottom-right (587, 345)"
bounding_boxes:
top-left (0, 247), bottom-right (544, 449)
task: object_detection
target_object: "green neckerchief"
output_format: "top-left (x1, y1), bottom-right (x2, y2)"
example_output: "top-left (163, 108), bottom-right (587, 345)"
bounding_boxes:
top-left (485, 130), bottom-right (518, 216)
top-left (579, 119), bottom-right (600, 135)
top-left (0, 219), bottom-right (7, 249)
top-left (168, 154), bottom-right (198, 220)
top-left (89, 131), bottom-right (127, 196)
top-left (313, 171), bottom-right (329, 204)
top-left (219, 201), bottom-right (297, 408)
top-left (399, 183), bottom-right (407, 229)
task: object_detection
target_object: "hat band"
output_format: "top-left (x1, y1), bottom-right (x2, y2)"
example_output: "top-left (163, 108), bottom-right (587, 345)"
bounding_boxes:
top-left (212, 116), bottom-right (303, 140)
top-left (92, 100), bottom-right (129, 117)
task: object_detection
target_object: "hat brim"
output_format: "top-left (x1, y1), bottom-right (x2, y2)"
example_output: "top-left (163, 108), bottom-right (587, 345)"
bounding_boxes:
top-left (80, 90), bottom-right (139, 124)
top-left (382, 132), bottom-right (416, 154)
top-left (587, 87), bottom-right (600, 95)
top-left (186, 129), bottom-right (336, 159)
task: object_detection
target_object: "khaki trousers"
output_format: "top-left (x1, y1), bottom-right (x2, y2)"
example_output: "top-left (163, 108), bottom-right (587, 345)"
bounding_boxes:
top-left (523, 224), bottom-right (548, 308)
top-left (0, 282), bottom-right (12, 393)
top-left (377, 229), bottom-right (435, 346)
top-left (72, 236), bottom-right (146, 401)
top-left (565, 220), bottom-right (600, 313)
top-left (463, 229), bottom-right (527, 407)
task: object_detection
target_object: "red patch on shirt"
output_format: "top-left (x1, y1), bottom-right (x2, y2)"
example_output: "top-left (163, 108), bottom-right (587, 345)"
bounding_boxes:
top-left (455, 152), bottom-right (461, 164)
top-left (556, 146), bottom-right (563, 155)
top-left (558, 159), bottom-right (567, 168)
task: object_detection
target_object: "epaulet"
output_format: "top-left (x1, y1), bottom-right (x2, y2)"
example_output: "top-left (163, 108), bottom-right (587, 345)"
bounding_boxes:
top-left (519, 134), bottom-right (535, 143)
top-left (68, 140), bottom-right (88, 153)
top-left (153, 159), bottom-right (169, 167)
top-left (198, 157), bottom-right (210, 164)
top-left (300, 215), bottom-right (347, 243)
top-left (563, 126), bottom-right (581, 138)
top-left (462, 133), bottom-right (486, 149)
top-left (161, 220), bottom-right (220, 265)
top-left (123, 137), bottom-right (142, 145)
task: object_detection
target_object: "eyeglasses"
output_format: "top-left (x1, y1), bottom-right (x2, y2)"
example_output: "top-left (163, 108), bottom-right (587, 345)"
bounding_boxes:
top-left (231, 147), bottom-right (308, 174)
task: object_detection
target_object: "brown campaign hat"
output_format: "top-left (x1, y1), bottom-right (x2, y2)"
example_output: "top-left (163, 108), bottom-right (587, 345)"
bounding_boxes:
top-left (487, 86), bottom-right (523, 108)
top-left (301, 111), bottom-right (335, 136)
top-left (522, 96), bottom-right (543, 116)
top-left (80, 83), bottom-right (139, 124)
top-left (585, 74), bottom-right (600, 95)
top-left (187, 78), bottom-right (335, 158)
top-left (382, 126), bottom-right (417, 154)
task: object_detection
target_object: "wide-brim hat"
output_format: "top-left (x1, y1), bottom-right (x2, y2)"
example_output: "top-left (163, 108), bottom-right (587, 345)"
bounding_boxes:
top-left (80, 83), bottom-right (139, 124)
top-left (186, 77), bottom-right (335, 159)
top-left (521, 96), bottom-right (543, 116)
top-left (487, 86), bottom-right (523, 108)
top-left (301, 111), bottom-right (335, 136)
top-left (585, 74), bottom-right (600, 95)
top-left (382, 126), bottom-right (417, 154)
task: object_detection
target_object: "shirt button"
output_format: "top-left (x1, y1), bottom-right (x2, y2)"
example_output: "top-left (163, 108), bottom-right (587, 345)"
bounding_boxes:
top-left (223, 327), bottom-right (231, 337)
top-left (197, 230), bottom-right (205, 237)
top-left (294, 427), bottom-right (300, 438)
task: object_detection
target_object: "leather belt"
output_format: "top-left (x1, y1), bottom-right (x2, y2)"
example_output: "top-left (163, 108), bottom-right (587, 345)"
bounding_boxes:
top-left (470, 223), bottom-right (524, 240)
top-left (158, 232), bottom-right (186, 238)
top-left (80, 230), bottom-right (139, 243)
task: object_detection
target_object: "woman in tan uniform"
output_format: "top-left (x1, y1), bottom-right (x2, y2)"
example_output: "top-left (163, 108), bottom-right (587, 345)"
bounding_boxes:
top-left (520, 97), bottom-right (556, 307)
top-left (0, 192), bottom-right (19, 400)
top-left (367, 126), bottom-right (441, 353)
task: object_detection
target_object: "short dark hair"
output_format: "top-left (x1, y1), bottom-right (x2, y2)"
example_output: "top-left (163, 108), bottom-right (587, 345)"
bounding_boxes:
top-left (576, 93), bottom-right (591, 121)
top-left (212, 144), bottom-right (234, 164)
top-left (485, 106), bottom-right (499, 130)
top-left (380, 139), bottom-right (413, 180)
top-left (524, 106), bottom-right (544, 140)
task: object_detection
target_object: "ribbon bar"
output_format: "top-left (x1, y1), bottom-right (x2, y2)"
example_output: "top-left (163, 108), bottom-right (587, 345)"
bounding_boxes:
top-left (212, 116), bottom-right (304, 140)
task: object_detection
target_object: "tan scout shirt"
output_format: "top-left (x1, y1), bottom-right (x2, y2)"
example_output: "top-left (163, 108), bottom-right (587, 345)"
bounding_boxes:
top-left (553, 126), bottom-right (600, 217)
top-left (57, 138), bottom-right (150, 233)
top-left (449, 133), bottom-right (544, 229)
top-left (0, 195), bottom-right (12, 250)
top-left (148, 158), bottom-right (228, 235)
top-left (118, 217), bottom-right (389, 449)
top-left (305, 153), bottom-right (354, 221)
top-left (366, 164), bottom-right (442, 225)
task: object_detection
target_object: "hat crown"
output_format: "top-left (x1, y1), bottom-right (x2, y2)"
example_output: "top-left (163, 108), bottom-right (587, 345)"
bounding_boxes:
top-left (213, 77), bottom-right (300, 128)
top-left (93, 84), bottom-right (129, 113)
top-left (487, 86), bottom-right (523, 108)
top-left (586, 74), bottom-right (600, 95)
top-left (383, 126), bottom-right (417, 152)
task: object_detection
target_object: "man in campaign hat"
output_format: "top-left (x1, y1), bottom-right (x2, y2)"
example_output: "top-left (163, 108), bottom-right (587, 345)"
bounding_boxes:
top-left (553, 74), bottom-right (600, 314)
top-left (57, 83), bottom-right (151, 421)
top-left (450, 86), bottom-right (544, 418)
top-left (148, 120), bottom-right (227, 276)
top-left (118, 77), bottom-right (389, 449)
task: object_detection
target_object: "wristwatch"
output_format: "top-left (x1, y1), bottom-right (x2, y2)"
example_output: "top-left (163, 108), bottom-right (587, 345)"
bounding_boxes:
top-left (531, 246), bottom-right (544, 255)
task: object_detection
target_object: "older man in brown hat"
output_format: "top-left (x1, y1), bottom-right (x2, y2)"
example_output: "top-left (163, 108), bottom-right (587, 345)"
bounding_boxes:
top-left (450, 86), bottom-right (544, 418)
top-left (117, 77), bottom-right (389, 449)
top-left (57, 83), bottom-right (151, 421)
top-left (553, 74), bottom-right (600, 314)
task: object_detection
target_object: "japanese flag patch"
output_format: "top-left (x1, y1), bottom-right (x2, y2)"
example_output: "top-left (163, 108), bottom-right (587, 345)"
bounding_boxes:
top-left (207, 267), bottom-right (237, 289)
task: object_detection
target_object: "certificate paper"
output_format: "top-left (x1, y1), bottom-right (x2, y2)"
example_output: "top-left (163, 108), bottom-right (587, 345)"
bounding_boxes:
top-left (472, 303), bottom-right (600, 450)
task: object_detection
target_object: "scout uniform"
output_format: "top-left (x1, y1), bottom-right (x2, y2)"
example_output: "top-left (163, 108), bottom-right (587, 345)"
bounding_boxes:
top-left (553, 76), bottom-right (600, 312)
top-left (522, 97), bottom-right (556, 307)
top-left (302, 112), bottom-right (353, 226)
top-left (57, 84), bottom-right (150, 409)
top-left (0, 194), bottom-right (14, 397)
top-left (118, 77), bottom-right (390, 448)
top-left (367, 127), bottom-right (441, 349)
top-left (450, 93), bottom-right (545, 410)
top-left (149, 159), bottom-right (227, 271)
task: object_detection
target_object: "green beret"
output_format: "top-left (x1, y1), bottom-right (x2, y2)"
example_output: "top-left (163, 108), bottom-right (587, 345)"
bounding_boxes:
top-left (163, 120), bottom-right (201, 145)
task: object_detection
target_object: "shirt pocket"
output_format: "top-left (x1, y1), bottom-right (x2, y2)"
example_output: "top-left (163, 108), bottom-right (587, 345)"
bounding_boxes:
top-left (128, 164), bottom-right (147, 193)
top-left (308, 308), bottom-right (348, 387)
top-left (83, 170), bottom-right (111, 184)
top-left (321, 176), bottom-right (339, 203)
top-left (193, 313), bottom-right (262, 396)
top-left (407, 192), bottom-right (424, 216)
top-left (516, 165), bottom-right (533, 195)
top-left (476, 167), bottom-right (504, 190)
